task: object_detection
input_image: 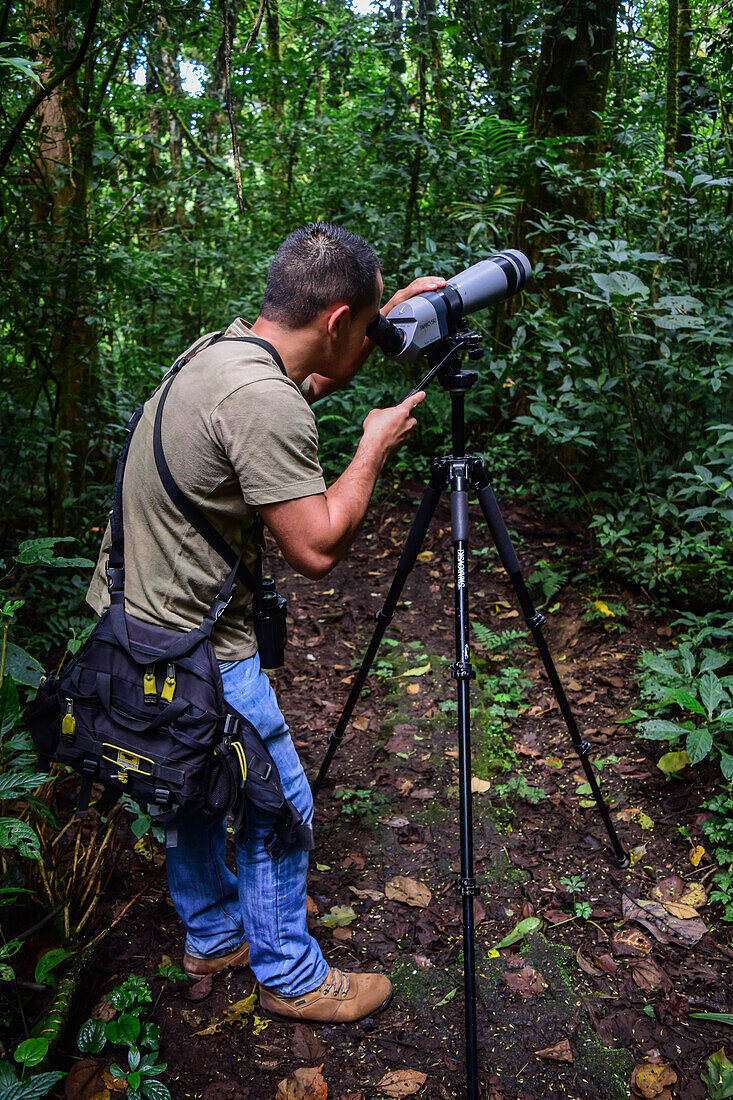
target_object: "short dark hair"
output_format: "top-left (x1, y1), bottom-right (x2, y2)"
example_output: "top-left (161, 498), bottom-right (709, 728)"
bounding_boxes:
top-left (260, 222), bottom-right (381, 328)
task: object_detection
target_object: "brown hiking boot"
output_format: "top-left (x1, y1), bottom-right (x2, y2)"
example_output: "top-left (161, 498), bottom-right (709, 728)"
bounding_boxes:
top-left (259, 967), bottom-right (392, 1024)
top-left (183, 940), bottom-right (251, 977)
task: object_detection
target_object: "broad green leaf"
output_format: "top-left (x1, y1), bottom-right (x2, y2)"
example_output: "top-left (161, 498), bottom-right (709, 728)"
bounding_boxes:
top-left (719, 751), bottom-right (733, 782)
top-left (2, 644), bottom-right (44, 688)
top-left (0, 818), bottom-right (40, 859)
top-left (14, 537), bottom-right (93, 569)
top-left (591, 270), bottom-right (649, 298)
top-left (77, 1018), bottom-right (107, 1054)
top-left (491, 916), bottom-right (542, 950)
top-left (400, 664), bottom-right (431, 677)
top-left (686, 726), bottom-right (713, 765)
top-left (639, 719), bottom-right (686, 741)
top-left (700, 671), bottom-right (728, 717)
top-left (0, 678), bottom-right (21, 736)
top-left (665, 689), bottom-right (706, 716)
top-left (141, 1080), bottom-right (172, 1100)
top-left (690, 1012), bottom-right (733, 1026)
top-left (657, 750), bottom-right (690, 773)
top-left (34, 948), bottom-right (72, 985)
top-left (0, 1069), bottom-right (65, 1099)
top-left (13, 1038), bottom-right (49, 1068)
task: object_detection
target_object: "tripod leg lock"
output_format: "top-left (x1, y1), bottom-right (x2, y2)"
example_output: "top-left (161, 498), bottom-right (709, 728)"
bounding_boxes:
top-left (453, 877), bottom-right (480, 898)
top-left (578, 739), bottom-right (592, 758)
top-left (375, 609), bottom-right (394, 626)
top-left (525, 611), bottom-right (546, 629)
top-left (450, 661), bottom-right (476, 681)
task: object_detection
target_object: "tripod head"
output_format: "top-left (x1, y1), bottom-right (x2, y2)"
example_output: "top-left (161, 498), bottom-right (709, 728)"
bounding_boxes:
top-left (406, 325), bottom-right (484, 400)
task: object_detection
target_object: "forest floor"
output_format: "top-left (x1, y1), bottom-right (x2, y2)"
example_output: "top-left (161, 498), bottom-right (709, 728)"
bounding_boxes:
top-left (45, 483), bottom-right (732, 1100)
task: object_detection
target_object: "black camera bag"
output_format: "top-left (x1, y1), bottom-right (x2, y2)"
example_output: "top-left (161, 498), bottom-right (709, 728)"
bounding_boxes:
top-left (27, 335), bottom-right (310, 855)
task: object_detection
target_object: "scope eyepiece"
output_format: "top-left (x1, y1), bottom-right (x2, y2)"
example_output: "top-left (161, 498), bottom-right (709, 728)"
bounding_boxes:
top-left (369, 248), bottom-right (532, 362)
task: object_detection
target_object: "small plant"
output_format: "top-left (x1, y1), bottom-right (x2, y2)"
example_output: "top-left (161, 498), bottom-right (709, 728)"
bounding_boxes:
top-left (631, 638), bottom-right (733, 780)
top-left (335, 786), bottom-right (391, 825)
top-left (583, 598), bottom-right (628, 632)
top-left (560, 877), bottom-right (592, 918)
top-left (703, 786), bottom-right (733, 923)
top-left (494, 774), bottom-right (548, 807)
top-left (527, 557), bottom-right (570, 605)
top-left (76, 975), bottom-right (170, 1100)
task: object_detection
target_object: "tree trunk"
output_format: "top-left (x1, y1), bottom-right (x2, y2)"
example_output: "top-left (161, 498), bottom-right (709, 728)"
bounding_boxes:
top-left (518, 0), bottom-right (619, 260)
top-left (651, 0), bottom-right (679, 300)
top-left (29, 0), bottom-right (100, 532)
top-left (265, 0), bottom-right (283, 120)
top-left (676, 0), bottom-right (693, 154)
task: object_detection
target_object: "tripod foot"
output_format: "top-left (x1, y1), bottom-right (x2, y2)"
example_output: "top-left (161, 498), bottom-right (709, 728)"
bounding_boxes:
top-left (616, 853), bottom-right (631, 869)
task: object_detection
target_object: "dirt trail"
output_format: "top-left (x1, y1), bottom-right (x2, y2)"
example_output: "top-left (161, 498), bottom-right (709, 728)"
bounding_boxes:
top-left (78, 486), bottom-right (730, 1099)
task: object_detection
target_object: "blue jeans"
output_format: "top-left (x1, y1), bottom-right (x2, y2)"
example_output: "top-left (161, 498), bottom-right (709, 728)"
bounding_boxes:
top-left (165, 654), bottom-right (329, 996)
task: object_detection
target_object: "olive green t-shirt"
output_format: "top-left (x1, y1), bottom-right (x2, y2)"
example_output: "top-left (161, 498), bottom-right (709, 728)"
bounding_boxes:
top-left (86, 319), bottom-right (326, 659)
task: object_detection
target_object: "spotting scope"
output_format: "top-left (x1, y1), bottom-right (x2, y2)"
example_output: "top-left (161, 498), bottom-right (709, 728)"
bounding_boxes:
top-left (367, 249), bottom-right (532, 362)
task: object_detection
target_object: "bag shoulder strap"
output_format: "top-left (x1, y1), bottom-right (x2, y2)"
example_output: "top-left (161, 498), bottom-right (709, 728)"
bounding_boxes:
top-left (151, 331), bottom-right (288, 594)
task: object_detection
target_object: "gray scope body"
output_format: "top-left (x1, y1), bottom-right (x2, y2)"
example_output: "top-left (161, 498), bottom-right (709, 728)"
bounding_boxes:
top-left (367, 249), bottom-right (532, 362)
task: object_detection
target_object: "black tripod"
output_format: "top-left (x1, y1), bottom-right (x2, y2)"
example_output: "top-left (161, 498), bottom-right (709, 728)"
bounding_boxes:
top-left (311, 331), bottom-right (629, 1100)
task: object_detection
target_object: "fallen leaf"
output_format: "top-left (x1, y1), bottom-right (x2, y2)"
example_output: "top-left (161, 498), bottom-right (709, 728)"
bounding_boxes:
top-left (680, 882), bottom-right (707, 909)
top-left (651, 876), bottom-right (684, 904)
top-left (406, 684), bottom-right (420, 694)
top-left (197, 989), bottom-right (258, 1035)
top-left (277, 1064), bottom-right (328, 1100)
top-left (535, 1038), bottom-right (573, 1062)
top-left (663, 900), bottom-right (700, 919)
top-left (352, 716), bottom-right (369, 731)
top-left (400, 664), bottom-right (431, 677)
top-left (291, 1024), bottom-right (326, 1061)
top-left (332, 927), bottom-right (352, 941)
top-left (101, 1072), bottom-right (126, 1093)
top-left (631, 1062), bottom-right (677, 1098)
top-left (410, 787), bottom-right (435, 800)
top-left (689, 844), bottom-right (706, 866)
top-left (349, 886), bottom-right (384, 901)
top-left (65, 1058), bottom-right (107, 1100)
top-left (630, 958), bottom-right (672, 992)
top-left (576, 949), bottom-right (602, 977)
top-left (375, 1069), bottom-right (427, 1097)
top-left (385, 876), bottom-right (432, 908)
top-left (593, 953), bottom-right (617, 976)
top-left (504, 965), bottom-right (547, 998)
top-left (491, 916), bottom-right (542, 950)
top-left (471, 777), bottom-right (491, 794)
top-left (185, 974), bottom-right (214, 1001)
top-left (657, 750), bottom-right (690, 774)
top-left (319, 905), bottom-right (357, 928)
top-left (396, 778), bottom-right (414, 795)
top-left (622, 893), bottom-right (707, 946)
top-left (611, 927), bottom-right (652, 957)
top-left (379, 815), bottom-right (410, 828)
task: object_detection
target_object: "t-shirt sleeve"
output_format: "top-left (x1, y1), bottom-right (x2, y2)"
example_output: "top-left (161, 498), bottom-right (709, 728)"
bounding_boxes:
top-left (210, 377), bottom-right (327, 506)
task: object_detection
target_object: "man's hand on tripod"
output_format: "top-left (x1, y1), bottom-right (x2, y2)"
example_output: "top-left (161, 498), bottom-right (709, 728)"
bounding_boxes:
top-left (362, 390), bottom-right (426, 460)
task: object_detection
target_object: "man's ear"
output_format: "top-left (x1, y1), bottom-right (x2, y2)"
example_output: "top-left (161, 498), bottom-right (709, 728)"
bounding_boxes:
top-left (325, 303), bottom-right (350, 338)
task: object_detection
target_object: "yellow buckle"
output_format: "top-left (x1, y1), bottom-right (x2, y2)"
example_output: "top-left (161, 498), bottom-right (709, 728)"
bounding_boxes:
top-left (143, 664), bottom-right (157, 701)
top-left (161, 663), bottom-right (176, 703)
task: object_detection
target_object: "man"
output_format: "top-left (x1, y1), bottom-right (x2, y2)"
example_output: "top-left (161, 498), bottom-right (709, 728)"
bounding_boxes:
top-left (87, 222), bottom-right (445, 1023)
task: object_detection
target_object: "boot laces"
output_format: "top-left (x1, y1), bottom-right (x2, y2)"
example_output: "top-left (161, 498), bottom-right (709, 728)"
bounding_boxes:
top-left (321, 968), bottom-right (350, 998)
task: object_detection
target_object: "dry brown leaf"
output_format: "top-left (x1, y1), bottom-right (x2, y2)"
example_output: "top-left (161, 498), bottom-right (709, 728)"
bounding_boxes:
top-left (385, 876), bottom-right (432, 908)
top-left (410, 787), bottom-right (435, 800)
top-left (101, 1072), bottom-right (126, 1093)
top-left (471, 777), bottom-right (491, 794)
top-left (185, 973), bottom-right (214, 1001)
top-left (631, 1062), bottom-right (677, 1098)
top-left (630, 958), bottom-right (672, 992)
top-left (291, 1024), bottom-right (326, 1062)
top-left (651, 876), bottom-right (684, 903)
top-left (622, 893), bottom-right (707, 946)
top-left (593, 953), bottom-right (617, 976)
top-left (663, 900), bottom-right (700, 919)
top-left (277, 1065), bottom-right (328, 1100)
top-left (680, 882), bottom-right (707, 908)
top-left (504, 965), bottom-right (547, 998)
top-left (376, 1069), bottom-right (427, 1097)
top-left (65, 1059), bottom-right (107, 1100)
top-left (611, 927), bottom-right (653, 957)
top-left (535, 1038), bottom-right (574, 1063)
top-left (689, 844), bottom-right (705, 866)
top-left (349, 886), bottom-right (384, 901)
top-left (332, 927), bottom-right (352, 941)
top-left (576, 949), bottom-right (602, 976)
top-left (352, 716), bottom-right (369, 731)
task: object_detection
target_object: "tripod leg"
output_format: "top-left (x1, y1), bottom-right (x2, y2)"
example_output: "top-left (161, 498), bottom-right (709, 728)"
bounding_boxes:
top-left (450, 469), bottom-right (480, 1100)
top-left (473, 468), bottom-right (630, 868)
top-left (311, 463), bottom-right (444, 803)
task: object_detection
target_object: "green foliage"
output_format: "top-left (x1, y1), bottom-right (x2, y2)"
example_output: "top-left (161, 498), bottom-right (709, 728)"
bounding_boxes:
top-left (702, 1048), bottom-right (733, 1099)
top-left (703, 786), bottom-right (733, 923)
top-left (632, 634), bottom-right (733, 779)
top-left (335, 786), bottom-right (391, 825)
top-left (76, 976), bottom-right (170, 1100)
